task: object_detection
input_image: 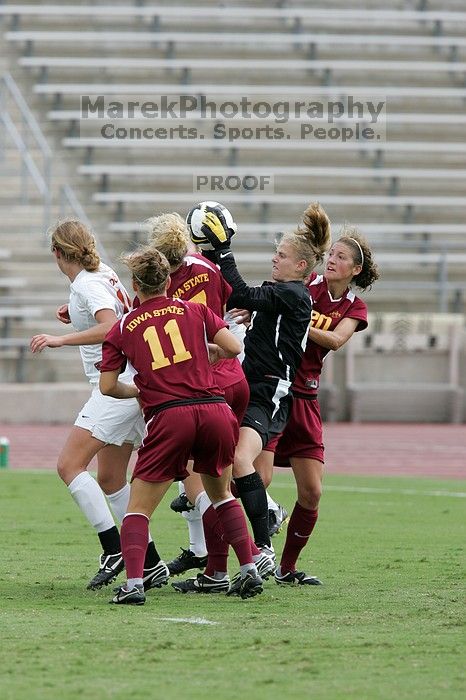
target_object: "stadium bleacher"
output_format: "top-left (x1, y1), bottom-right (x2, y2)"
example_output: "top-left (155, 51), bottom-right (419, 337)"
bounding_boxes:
top-left (345, 313), bottom-right (464, 422)
top-left (1, 0), bottom-right (465, 419)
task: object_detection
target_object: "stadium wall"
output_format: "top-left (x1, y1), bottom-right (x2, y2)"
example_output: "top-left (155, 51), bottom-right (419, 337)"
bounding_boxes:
top-left (1, 345), bottom-right (466, 424)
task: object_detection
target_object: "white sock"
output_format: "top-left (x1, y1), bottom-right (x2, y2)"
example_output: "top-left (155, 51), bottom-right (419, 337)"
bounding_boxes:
top-left (68, 472), bottom-right (115, 533)
top-left (196, 490), bottom-right (213, 518)
top-left (126, 577), bottom-right (143, 589)
top-left (240, 563), bottom-right (257, 578)
top-left (266, 491), bottom-right (279, 512)
top-left (107, 483), bottom-right (154, 544)
top-left (182, 500), bottom-right (207, 557)
top-left (106, 483), bottom-right (130, 523)
top-left (178, 481), bottom-right (186, 496)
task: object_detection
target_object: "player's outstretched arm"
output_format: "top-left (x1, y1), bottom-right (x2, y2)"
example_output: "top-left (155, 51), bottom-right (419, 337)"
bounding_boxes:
top-left (30, 309), bottom-right (117, 353)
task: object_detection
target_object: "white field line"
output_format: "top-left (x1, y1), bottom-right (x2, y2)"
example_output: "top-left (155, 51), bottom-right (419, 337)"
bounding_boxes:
top-left (272, 483), bottom-right (466, 498)
top-left (158, 617), bottom-right (218, 625)
top-left (6, 471), bottom-right (465, 498)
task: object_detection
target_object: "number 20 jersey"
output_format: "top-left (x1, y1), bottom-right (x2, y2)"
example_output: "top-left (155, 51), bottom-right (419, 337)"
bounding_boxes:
top-left (292, 273), bottom-right (368, 395)
top-left (101, 296), bottom-right (227, 417)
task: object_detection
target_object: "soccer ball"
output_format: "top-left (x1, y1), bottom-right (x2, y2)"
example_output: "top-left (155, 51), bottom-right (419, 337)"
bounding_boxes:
top-left (186, 201), bottom-right (237, 247)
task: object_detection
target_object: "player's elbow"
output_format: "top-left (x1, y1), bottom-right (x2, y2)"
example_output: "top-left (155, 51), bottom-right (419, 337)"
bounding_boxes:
top-left (99, 383), bottom-right (112, 397)
top-left (221, 336), bottom-right (242, 359)
top-left (214, 328), bottom-right (241, 358)
top-left (329, 336), bottom-right (343, 351)
top-left (99, 373), bottom-right (116, 397)
top-left (224, 337), bottom-right (242, 358)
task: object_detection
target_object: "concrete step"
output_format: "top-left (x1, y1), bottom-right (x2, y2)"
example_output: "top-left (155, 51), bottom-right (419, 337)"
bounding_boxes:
top-left (0, 347), bottom-right (87, 382)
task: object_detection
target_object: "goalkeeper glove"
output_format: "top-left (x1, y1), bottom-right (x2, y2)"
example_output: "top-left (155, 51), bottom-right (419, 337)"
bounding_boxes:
top-left (201, 207), bottom-right (234, 252)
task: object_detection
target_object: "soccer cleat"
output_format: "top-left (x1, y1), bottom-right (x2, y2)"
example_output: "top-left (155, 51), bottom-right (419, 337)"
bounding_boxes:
top-left (227, 570), bottom-right (263, 599)
top-left (171, 573), bottom-right (230, 594)
top-left (142, 560), bottom-right (170, 591)
top-left (87, 552), bottom-right (125, 590)
top-left (268, 504), bottom-right (289, 537)
top-left (240, 570), bottom-right (264, 599)
top-left (230, 544), bottom-right (276, 586)
top-left (111, 584), bottom-right (145, 605)
top-left (167, 548), bottom-right (208, 576)
top-left (169, 493), bottom-right (195, 513)
top-left (254, 550), bottom-right (276, 580)
top-left (274, 569), bottom-right (323, 586)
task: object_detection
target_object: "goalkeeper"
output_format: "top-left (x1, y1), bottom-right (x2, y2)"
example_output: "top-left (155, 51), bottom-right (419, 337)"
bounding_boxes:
top-left (190, 202), bottom-right (331, 580)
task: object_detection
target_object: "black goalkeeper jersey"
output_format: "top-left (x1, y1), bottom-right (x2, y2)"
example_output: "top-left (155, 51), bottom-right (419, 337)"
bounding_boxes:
top-left (219, 252), bottom-right (312, 384)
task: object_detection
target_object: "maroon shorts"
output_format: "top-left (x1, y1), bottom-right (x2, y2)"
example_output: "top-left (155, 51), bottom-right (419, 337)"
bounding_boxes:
top-left (265, 396), bottom-right (324, 465)
top-left (133, 401), bottom-right (239, 483)
top-left (223, 376), bottom-right (250, 424)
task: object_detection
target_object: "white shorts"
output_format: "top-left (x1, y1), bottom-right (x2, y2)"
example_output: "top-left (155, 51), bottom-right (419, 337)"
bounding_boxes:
top-left (75, 387), bottom-right (145, 447)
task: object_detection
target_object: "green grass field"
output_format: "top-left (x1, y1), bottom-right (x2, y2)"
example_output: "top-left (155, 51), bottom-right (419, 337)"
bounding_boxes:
top-left (0, 470), bottom-right (464, 700)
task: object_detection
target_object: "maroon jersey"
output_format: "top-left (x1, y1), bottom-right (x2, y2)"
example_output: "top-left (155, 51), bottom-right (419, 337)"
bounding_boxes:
top-left (169, 253), bottom-right (244, 390)
top-left (101, 296), bottom-right (227, 418)
top-left (293, 273), bottom-right (368, 395)
top-left (168, 253), bottom-right (230, 315)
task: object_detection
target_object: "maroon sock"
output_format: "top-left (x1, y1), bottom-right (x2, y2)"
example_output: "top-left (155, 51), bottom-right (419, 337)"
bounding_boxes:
top-left (121, 513), bottom-right (149, 581)
top-left (215, 499), bottom-right (252, 567)
top-left (229, 480), bottom-right (260, 559)
top-left (202, 505), bottom-right (229, 576)
top-left (280, 503), bottom-right (318, 574)
top-left (250, 537), bottom-right (261, 557)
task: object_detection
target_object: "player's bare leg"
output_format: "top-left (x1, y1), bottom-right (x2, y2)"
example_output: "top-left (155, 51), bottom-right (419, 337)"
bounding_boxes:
top-left (57, 427), bottom-right (125, 589)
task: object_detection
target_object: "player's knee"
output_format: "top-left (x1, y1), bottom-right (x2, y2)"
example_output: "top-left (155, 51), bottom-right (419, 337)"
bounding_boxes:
top-left (233, 443), bottom-right (255, 475)
top-left (96, 471), bottom-right (120, 495)
top-left (299, 483), bottom-right (322, 510)
top-left (57, 457), bottom-right (81, 485)
top-left (258, 470), bottom-right (272, 489)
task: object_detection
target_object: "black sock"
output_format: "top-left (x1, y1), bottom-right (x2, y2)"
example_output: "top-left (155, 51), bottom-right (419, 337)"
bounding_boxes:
top-left (235, 472), bottom-right (271, 548)
top-left (98, 526), bottom-right (121, 555)
top-left (144, 540), bottom-right (161, 570)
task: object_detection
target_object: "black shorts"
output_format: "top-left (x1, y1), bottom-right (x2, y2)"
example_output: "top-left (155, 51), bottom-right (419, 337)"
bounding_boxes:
top-left (241, 379), bottom-right (293, 448)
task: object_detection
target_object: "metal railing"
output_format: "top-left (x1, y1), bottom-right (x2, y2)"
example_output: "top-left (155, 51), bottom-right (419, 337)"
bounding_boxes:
top-left (0, 73), bottom-right (109, 263)
top-left (0, 72), bottom-right (52, 231)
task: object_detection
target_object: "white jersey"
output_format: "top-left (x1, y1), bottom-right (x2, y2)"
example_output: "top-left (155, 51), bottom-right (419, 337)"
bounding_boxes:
top-left (69, 263), bottom-right (133, 385)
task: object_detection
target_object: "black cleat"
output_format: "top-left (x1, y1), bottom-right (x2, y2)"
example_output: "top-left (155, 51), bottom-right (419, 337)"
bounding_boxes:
top-left (169, 493), bottom-right (195, 513)
top-left (274, 569), bottom-right (322, 586)
top-left (268, 504), bottom-right (289, 537)
top-left (167, 548), bottom-right (208, 576)
top-left (87, 552), bottom-right (125, 590)
top-left (142, 561), bottom-right (170, 591)
top-left (230, 545), bottom-right (275, 587)
top-left (254, 548), bottom-right (276, 579)
top-left (111, 584), bottom-right (145, 605)
top-left (240, 570), bottom-right (264, 599)
top-left (227, 569), bottom-right (263, 599)
top-left (172, 573), bottom-right (230, 594)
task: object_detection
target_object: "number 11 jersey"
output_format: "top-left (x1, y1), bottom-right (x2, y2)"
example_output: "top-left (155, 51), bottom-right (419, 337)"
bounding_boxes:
top-left (100, 296), bottom-right (228, 418)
